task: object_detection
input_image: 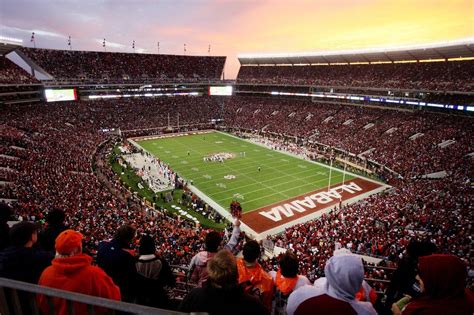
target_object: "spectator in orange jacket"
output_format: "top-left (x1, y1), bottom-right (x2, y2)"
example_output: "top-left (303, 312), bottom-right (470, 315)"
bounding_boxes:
top-left (237, 240), bottom-right (274, 311)
top-left (269, 250), bottom-right (311, 315)
top-left (38, 229), bottom-right (121, 315)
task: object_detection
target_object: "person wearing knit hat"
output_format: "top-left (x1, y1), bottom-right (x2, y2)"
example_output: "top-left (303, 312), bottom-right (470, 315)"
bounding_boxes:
top-left (38, 229), bottom-right (121, 315)
top-left (55, 229), bottom-right (83, 256)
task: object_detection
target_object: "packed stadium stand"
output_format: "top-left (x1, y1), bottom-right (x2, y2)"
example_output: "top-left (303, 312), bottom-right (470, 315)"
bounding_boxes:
top-left (1, 40), bottom-right (473, 315)
top-left (18, 47), bottom-right (226, 83)
top-left (0, 56), bottom-right (39, 84)
top-left (237, 40), bottom-right (474, 92)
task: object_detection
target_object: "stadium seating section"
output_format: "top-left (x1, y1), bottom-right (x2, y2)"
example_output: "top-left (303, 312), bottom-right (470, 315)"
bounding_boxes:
top-left (1, 97), bottom-right (471, 275)
top-left (0, 56), bottom-right (39, 84)
top-left (237, 60), bottom-right (474, 92)
top-left (19, 47), bottom-right (226, 82)
top-left (1, 51), bottom-right (473, 314)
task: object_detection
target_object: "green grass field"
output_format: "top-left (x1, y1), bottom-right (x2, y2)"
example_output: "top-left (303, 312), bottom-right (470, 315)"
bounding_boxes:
top-left (136, 131), bottom-right (355, 213)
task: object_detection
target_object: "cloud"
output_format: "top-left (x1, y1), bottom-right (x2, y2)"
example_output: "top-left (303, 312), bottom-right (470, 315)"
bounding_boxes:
top-left (95, 38), bottom-right (125, 49)
top-left (1, 25), bottom-right (65, 38)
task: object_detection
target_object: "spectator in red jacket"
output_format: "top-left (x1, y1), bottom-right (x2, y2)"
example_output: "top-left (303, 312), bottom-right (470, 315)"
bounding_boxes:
top-left (38, 229), bottom-right (121, 315)
top-left (392, 254), bottom-right (474, 315)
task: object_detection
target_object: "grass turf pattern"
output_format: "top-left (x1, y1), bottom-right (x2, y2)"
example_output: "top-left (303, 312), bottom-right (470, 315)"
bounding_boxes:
top-left (137, 132), bottom-right (355, 213)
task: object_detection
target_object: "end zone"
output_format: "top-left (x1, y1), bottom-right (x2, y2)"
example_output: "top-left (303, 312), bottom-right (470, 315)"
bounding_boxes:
top-left (241, 177), bottom-right (387, 238)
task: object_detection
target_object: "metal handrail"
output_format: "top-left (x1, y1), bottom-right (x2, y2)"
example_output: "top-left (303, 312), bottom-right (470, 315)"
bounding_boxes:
top-left (0, 277), bottom-right (189, 315)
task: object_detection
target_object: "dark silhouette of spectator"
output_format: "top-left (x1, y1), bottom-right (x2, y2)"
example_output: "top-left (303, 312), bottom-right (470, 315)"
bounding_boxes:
top-left (135, 234), bottom-right (175, 308)
top-left (39, 208), bottom-right (68, 252)
top-left (0, 202), bottom-right (12, 251)
top-left (287, 253), bottom-right (376, 315)
top-left (96, 225), bottom-right (141, 302)
top-left (179, 249), bottom-right (269, 315)
top-left (383, 240), bottom-right (437, 313)
top-left (38, 229), bottom-right (120, 315)
top-left (0, 221), bottom-right (53, 283)
top-left (393, 254), bottom-right (474, 315)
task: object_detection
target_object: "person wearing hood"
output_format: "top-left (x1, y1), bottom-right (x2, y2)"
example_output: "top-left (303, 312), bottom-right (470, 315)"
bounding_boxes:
top-left (392, 254), bottom-right (473, 315)
top-left (286, 252), bottom-right (377, 315)
top-left (38, 229), bottom-right (121, 315)
top-left (188, 219), bottom-right (241, 287)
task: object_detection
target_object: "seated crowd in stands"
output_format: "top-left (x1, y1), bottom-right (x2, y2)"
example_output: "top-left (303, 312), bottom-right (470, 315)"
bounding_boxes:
top-left (19, 47), bottom-right (226, 82)
top-left (237, 60), bottom-right (474, 92)
top-left (0, 56), bottom-right (39, 84)
top-left (0, 95), bottom-right (472, 314)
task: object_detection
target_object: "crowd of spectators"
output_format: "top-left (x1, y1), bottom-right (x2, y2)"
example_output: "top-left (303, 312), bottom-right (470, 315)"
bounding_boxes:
top-left (20, 47), bottom-right (225, 82)
top-left (0, 95), bottom-right (472, 314)
top-left (237, 60), bottom-right (474, 92)
top-left (0, 56), bottom-right (39, 84)
top-left (223, 96), bottom-right (473, 178)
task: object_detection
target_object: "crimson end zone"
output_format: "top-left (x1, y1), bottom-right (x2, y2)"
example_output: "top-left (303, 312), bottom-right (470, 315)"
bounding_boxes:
top-left (190, 176), bottom-right (389, 240)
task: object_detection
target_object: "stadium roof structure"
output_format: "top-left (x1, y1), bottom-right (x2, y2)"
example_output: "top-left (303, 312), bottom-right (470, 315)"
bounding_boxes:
top-left (0, 36), bottom-right (23, 56)
top-left (238, 38), bottom-right (474, 65)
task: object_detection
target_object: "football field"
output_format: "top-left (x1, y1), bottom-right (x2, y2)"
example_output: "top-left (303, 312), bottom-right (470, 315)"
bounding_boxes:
top-left (137, 131), bottom-right (354, 212)
top-left (135, 131), bottom-right (386, 237)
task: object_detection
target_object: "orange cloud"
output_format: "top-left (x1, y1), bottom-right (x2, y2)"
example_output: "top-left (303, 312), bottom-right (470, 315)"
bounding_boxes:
top-left (216, 0), bottom-right (473, 77)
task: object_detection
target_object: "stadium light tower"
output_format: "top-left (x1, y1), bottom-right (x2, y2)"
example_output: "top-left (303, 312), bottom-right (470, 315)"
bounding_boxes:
top-left (30, 32), bottom-right (36, 48)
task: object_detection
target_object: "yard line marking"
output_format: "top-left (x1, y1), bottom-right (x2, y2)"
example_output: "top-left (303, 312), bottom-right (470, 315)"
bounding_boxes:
top-left (169, 138), bottom-right (290, 200)
top-left (215, 172), bottom-right (345, 205)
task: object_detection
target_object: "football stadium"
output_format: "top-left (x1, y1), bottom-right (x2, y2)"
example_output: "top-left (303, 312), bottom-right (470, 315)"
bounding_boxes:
top-left (0, 1), bottom-right (473, 314)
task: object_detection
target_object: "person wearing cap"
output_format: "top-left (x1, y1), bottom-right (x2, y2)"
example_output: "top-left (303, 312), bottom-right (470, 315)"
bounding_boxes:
top-left (0, 221), bottom-right (53, 284)
top-left (37, 229), bottom-right (121, 315)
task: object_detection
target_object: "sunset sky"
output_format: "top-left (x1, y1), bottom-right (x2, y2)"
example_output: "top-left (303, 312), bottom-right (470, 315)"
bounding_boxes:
top-left (1, 0), bottom-right (472, 78)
